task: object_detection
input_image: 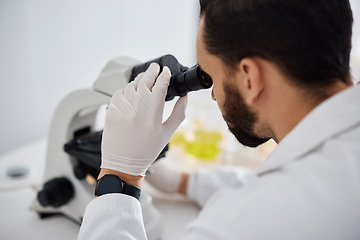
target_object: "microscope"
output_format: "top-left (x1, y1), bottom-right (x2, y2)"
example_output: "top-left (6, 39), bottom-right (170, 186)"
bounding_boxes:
top-left (30, 55), bottom-right (212, 240)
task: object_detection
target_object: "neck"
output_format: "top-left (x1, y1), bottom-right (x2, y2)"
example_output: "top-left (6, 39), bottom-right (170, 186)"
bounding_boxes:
top-left (269, 80), bottom-right (352, 143)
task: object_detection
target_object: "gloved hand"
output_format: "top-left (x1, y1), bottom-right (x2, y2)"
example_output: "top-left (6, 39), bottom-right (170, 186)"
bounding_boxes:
top-left (145, 160), bottom-right (182, 194)
top-left (101, 63), bottom-right (187, 176)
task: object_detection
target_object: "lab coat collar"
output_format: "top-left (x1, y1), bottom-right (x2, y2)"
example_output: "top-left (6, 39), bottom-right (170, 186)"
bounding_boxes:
top-left (257, 85), bottom-right (360, 175)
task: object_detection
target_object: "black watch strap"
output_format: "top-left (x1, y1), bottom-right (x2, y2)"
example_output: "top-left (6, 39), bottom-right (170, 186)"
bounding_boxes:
top-left (95, 174), bottom-right (141, 200)
top-left (123, 181), bottom-right (141, 200)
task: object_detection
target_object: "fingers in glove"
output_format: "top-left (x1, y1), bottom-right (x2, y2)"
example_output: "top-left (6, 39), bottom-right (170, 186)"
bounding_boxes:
top-left (163, 95), bottom-right (187, 134)
top-left (152, 66), bottom-right (171, 98)
top-left (123, 82), bottom-right (139, 107)
top-left (138, 63), bottom-right (160, 93)
top-left (132, 72), bottom-right (144, 91)
top-left (123, 72), bottom-right (144, 103)
top-left (109, 89), bottom-right (132, 114)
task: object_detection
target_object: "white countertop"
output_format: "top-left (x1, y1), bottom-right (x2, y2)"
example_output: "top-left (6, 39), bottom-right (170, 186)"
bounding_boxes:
top-left (0, 139), bottom-right (200, 240)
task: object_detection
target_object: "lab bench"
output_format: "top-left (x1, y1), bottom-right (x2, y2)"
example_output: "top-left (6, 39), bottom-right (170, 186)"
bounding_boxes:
top-left (0, 139), bottom-right (200, 240)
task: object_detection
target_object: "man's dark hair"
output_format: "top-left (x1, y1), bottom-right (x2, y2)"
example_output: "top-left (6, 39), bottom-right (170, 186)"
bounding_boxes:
top-left (199, 0), bottom-right (353, 95)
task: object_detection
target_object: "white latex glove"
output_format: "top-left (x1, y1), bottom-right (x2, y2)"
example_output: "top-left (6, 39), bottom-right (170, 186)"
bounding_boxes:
top-left (146, 160), bottom-right (182, 194)
top-left (101, 63), bottom-right (187, 176)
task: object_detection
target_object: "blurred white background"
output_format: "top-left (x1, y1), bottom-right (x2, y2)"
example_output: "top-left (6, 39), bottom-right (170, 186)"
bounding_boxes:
top-left (0, 0), bottom-right (359, 155)
top-left (0, 0), bottom-right (199, 154)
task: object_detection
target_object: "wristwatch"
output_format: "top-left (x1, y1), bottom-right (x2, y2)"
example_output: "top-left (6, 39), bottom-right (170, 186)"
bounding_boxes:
top-left (95, 174), bottom-right (141, 200)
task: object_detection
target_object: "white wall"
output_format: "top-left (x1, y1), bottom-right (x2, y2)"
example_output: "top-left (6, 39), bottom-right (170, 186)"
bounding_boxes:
top-left (0, 0), bottom-right (199, 154)
top-left (0, 1), bottom-right (359, 154)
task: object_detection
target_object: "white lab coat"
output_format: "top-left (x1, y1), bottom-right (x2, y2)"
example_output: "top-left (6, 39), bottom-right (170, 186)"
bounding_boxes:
top-left (78, 86), bottom-right (360, 240)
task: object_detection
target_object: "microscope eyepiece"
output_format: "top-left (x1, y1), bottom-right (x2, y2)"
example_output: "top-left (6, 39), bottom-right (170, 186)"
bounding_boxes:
top-left (130, 55), bottom-right (213, 101)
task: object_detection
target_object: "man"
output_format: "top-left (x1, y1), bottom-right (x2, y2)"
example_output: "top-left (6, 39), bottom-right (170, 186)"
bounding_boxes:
top-left (78, 0), bottom-right (360, 239)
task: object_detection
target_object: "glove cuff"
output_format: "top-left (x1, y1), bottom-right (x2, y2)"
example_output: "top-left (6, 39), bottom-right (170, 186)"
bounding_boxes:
top-left (101, 153), bottom-right (150, 176)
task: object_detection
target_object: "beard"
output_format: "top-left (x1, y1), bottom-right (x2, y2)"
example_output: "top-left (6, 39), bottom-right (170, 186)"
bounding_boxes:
top-left (222, 84), bottom-right (270, 148)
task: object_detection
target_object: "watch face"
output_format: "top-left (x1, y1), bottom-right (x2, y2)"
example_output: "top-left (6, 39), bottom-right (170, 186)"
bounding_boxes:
top-left (97, 175), bottom-right (123, 195)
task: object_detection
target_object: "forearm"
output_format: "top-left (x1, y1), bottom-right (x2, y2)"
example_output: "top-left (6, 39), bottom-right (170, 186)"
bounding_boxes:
top-left (146, 162), bottom-right (252, 208)
top-left (98, 168), bottom-right (189, 197)
top-left (98, 168), bottom-right (144, 188)
top-left (186, 166), bottom-right (253, 208)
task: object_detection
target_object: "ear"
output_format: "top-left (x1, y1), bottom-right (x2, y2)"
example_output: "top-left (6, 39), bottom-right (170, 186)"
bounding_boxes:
top-left (238, 58), bottom-right (264, 105)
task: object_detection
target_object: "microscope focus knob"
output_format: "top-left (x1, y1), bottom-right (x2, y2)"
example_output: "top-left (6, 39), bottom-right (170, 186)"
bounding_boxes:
top-left (73, 165), bottom-right (87, 180)
top-left (37, 177), bottom-right (74, 207)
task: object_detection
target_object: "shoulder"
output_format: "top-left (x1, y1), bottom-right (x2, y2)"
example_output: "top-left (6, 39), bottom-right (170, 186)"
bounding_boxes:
top-left (185, 140), bottom-right (360, 239)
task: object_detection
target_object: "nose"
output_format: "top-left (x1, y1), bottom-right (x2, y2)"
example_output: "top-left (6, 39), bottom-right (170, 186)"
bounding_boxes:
top-left (211, 88), bottom-right (216, 101)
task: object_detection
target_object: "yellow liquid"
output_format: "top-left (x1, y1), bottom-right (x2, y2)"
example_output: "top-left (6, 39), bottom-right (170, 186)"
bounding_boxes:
top-left (170, 128), bottom-right (223, 162)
